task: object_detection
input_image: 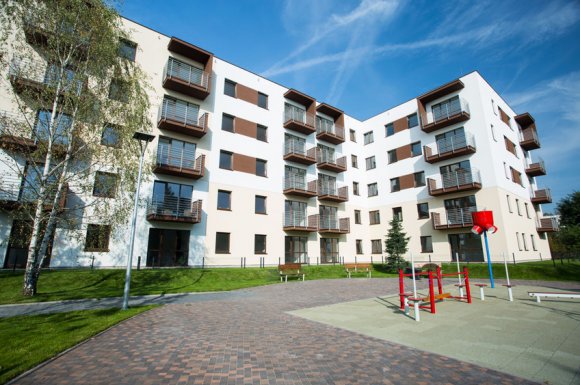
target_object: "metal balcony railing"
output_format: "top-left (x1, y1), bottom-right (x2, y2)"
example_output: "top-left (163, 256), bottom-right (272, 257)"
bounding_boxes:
top-left (431, 207), bottom-right (476, 228)
top-left (9, 56), bottom-right (84, 95)
top-left (316, 116), bottom-right (344, 139)
top-left (537, 217), bottom-right (559, 231)
top-left (526, 158), bottom-right (545, 171)
top-left (284, 104), bottom-right (315, 127)
top-left (0, 175), bottom-right (22, 202)
top-left (520, 127), bottom-right (539, 143)
top-left (147, 197), bottom-right (202, 222)
top-left (156, 142), bottom-right (198, 171)
top-left (0, 111), bottom-right (33, 140)
top-left (316, 149), bottom-right (346, 169)
top-left (428, 133), bottom-right (475, 156)
top-left (284, 140), bottom-right (316, 159)
top-left (158, 98), bottom-right (207, 129)
top-left (316, 215), bottom-right (350, 232)
top-left (164, 57), bottom-right (210, 90)
top-left (426, 97), bottom-right (470, 125)
top-left (430, 168), bottom-right (481, 190)
top-left (284, 211), bottom-right (317, 229)
top-left (531, 188), bottom-right (551, 202)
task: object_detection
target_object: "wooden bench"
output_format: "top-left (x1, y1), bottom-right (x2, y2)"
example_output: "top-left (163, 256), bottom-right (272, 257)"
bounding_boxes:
top-left (344, 263), bottom-right (372, 278)
top-left (278, 263), bottom-right (305, 282)
top-left (528, 291), bottom-right (580, 303)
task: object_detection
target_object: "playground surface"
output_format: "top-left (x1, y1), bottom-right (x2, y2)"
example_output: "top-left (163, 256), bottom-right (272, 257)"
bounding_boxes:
top-left (290, 282), bottom-right (580, 385)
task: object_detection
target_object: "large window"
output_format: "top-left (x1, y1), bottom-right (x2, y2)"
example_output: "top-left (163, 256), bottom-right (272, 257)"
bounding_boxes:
top-left (255, 195), bottom-right (267, 214)
top-left (222, 114), bottom-right (235, 132)
top-left (371, 239), bottom-right (382, 254)
top-left (444, 195), bottom-right (477, 225)
top-left (256, 159), bottom-right (267, 177)
top-left (219, 150), bottom-right (233, 170)
top-left (432, 95), bottom-right (460, 121)
top-left (436, 127), bottom-right (466, 153)
top-left (152, 181), bottom-right (193, 217)
top-left (364, 131), bottom-right (374, 145)
top-left (216, 232), bottom-right (230, 253)
top-left (417, 203), bottom-right (429, 219)
top-left (157, 137), bottom-right (196, 170)
top-left (368, 182), bottom-right (378, 197)
top-left (118, 39), bottom-right (137, 61)
top-left (420, 236), bottom-right (433, 253)
top-left (366, 156), bottom-right (376, 170)
top-left (388, 150), bottom-right (397, 164)
top-left (258, 92), bottom-right (268, 109)
top-left (369, 210), bottom-right (380, 225)
top-left (35, 110), bottom-right (72, 145)
top-left (385, 123), bottom-right (394, 137)
top-left (160, 96), bottom-right (200, 125)
top-left (84, 224), bottom-right (111, 251)
top-left (320, 238), bottom-right (339, 264)
top-left (285, 236), bottom-right (307, 263)
top-left (93, 172), bottom-right (117, 198)
top-left (224, 79), bottom-right (236, 97)
top-left (217, 190), bottom-right (231, 210)
top-left (318, 174), bottom-right (337, 195)
top-left (255, 234), bottom-right (267, 254)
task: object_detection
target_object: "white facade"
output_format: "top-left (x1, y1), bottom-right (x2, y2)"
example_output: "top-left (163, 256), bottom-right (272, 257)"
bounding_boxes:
top-left (0, 17), bottom-right (555, 269)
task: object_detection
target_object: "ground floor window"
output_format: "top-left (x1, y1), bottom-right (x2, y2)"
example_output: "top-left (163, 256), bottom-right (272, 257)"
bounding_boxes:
top-left (448, 233), bottom-right (483, 262)
top-left (215, 232), bottom-right (230, 254)
top-left (320, 238), bottom-right (338, 264)
top-left (146, 228), bottom-right (189, 267)
top-left (3, 220), bottom-right (52, 269)
top-left (285, 236), bottom-right (307, 263)
top-left (371, 239), bottom-right (382, 254)
top-left (420, 236), bottom-right (433, 253)
top-left (84, 224), bottom-right (111, 252)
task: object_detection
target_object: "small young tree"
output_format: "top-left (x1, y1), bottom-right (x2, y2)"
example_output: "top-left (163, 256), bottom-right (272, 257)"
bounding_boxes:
top-left (0, 0), bottom-right (151, 296)
top-left (384, 217), bottom-right (410, 272)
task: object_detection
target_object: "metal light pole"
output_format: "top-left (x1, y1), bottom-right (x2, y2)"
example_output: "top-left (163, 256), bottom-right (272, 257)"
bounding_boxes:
top-left (122, 131), bottom-right (155, 310)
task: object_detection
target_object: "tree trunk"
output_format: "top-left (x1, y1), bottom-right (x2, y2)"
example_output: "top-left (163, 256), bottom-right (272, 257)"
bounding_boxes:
top-left (22, 264), bottom-right (39, 296)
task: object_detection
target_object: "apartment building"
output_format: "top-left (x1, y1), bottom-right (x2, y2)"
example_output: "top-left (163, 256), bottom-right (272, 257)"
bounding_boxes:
top-left (0, 16), bottom-right (556, 269)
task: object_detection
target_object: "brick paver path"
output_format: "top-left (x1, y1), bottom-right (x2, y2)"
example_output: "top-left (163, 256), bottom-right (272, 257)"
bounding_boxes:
top-left (11, 278), bottom-right (539, 385)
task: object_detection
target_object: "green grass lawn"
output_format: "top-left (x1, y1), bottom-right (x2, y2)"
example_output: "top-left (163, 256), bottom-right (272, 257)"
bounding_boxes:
top-left (0, 306), bottom-right (154, 384)
top-left (441, 260), bottom-right (580, 281)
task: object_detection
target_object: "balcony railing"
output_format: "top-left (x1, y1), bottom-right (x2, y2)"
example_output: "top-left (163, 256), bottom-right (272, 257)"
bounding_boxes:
top-left (283, 212), bottom-right (317, 231)
top-left (9, 56), bottom-right (84, 96)
top-left (154, 146), bottom-right (205, 179)
top-left (158, 99), bottom-right (208, 137)
top-left (283, 141), bottom-right (317, 165)
top-left (424, 133), bottom-right (476, 163)
top-left (0, 175), bottom-right (22, 203)
top-left (431, 207), bottom-right (476, 230)
top-left (316, 117), bottom-right (345, 144)
top-left (284, 105), bottom-right (316, 134)
top-left (163, 57), bottom-right (211, 100)
top-left (519, 127), bottom-right (540, 150)
top-left (316, 215), bottom-right (350, 234)
top-left (0, 174), bottom-right (67, 211)
top-left (536, 217), bottom-right (559, 232)
top-left (422, 97), bottom-right (470, 133)
top-left (525, 158), bottom-right (546, 177)
top-left (318, 183), bottom-right (348, 202)
top-left (316, 150), bottom-right (346, 173)
top-left (0, 111), bottom-right (36, 151)
top-left (146, 198), bottom-right (202, 224)
top-left (427, 168), bottom-right (481, 196)
top-left (284, 177), bottom-right (317, 197)
top-left (530, 188), bottom-right (552, 204)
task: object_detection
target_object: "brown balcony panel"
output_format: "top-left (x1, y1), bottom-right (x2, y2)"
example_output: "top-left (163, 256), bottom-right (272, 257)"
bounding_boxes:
top-left (318, 194), bottom-right (348, 203)
top-left (318, 228), bottom-right (348, 234)
top-left (0, 200), bottom-right (21, 211)
top-left (418, 79), bottom-right (465, 105)
top-left (283, 152), bottom-right (316, 165)
top-left (0, 135), bottom-right (37, 152)
top-left (316, 131), bottom-right (345, 145)
top-left (283, 119), bottom-right (316, 135)
top-left (431, 212), bottom-right (472, 230)
top-left (283, 188), bottom-right (317, 198)
top-left (163, 75), bottom-right (210, 100)
top-left (537, 219), bottom-right (558, 232)
top-left (154, 164), bottom-right (203, 179)
top-left (520, 137), bottom-right (540, 151)
top-left (531, 189), bottom-right (552, 204)
top-left (23, 24), bottom-right (48, 46)
top-left (316, 162), bottom-right (346, 173)
top-left (167, 37), bottom-right (212, 65)
top-left (428, 182), bottom-right (482, 197)
top-left (283, 225), bottom-right (317, 232)
top-left (158, 117), bottom-right (207, 138)
top-left (146, 212), bottom-right (200, 224)
top-left (284, 89), bottom-right (315, 107)
top-left (422, 111), bottom-right (470, 133)
top-left (515, 113), bottom-right (534, 128)
top-left (424, 145), bottom-right (476, 164)
top-left (9, 75), bottom-right (44, 95)
top-left (525, 163), bottom-right (546, 177)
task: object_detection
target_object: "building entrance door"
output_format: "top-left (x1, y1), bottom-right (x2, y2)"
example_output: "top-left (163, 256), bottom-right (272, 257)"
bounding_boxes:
top-left (448, 233), bottom-right (484, 262)
top-left (3, 220), bottom-right (53, 269)
top-left (146, 229), bottom-right (190, 267)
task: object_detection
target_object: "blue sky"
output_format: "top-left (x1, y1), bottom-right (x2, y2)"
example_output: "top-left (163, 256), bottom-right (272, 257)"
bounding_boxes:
top-left (119, 0), bottom-right (580, 212)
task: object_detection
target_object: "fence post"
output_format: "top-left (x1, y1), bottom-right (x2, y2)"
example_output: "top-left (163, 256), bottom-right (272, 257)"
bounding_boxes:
top-left (278, 257), bottom-right (281, 266)
top-left (512, 253), bottom-right (516, 265)
top-left (539, 252), bottom-right (542, 261)
top-left (317, 257), bottom-right (319, 265)
top-left (355, 256), bottom-right (357, 264)
top-left (136, 256), bottom-right (140, 271)
top-left (371, 256), bottom-right (373, 264)
top-left (429, 254), bottom-right (432, 264)
top-left (382, 255), bottom-right (384, 265)
top-left (202, 256), bottom-right (205, 269)
top-left (241, 257), bottom-right (243, 268)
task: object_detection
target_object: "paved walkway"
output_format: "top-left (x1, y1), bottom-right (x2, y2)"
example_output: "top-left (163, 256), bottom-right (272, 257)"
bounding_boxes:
top-left (7, 278), bottom-right (580, 385)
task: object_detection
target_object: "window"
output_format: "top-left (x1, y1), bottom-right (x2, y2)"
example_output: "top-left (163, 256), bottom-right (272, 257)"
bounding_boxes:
top-left (258, 92), bottom-right (268, 109)
top-left (216, 232), bottom-right (230, 253)
top-left (390, 177), bottom-right (400, 192)
top-left (256, 159), bottom-right (267, 177)
top-left (524, 203), bottom-right (530, 218)
top-left (351, 155), bottom-right (358, 168)
top-left (516, 198), bottom-right (521, 216)
top-left (353, 182), bottom-right (359, 196)
top-left (255, 195), bottom-right (267, 214)
top-left (522, 233), bottom-right (528, 251)
top-left (84, 224), bottom-right (111, 251)
top-left (369, 210), bottom-right (380, 225)
top-left (364, 131), bottom-right (374, 145)
top-left (407, 113), bottom-right (418, 128)
top-left (224, 79), bottom-right (236, 97)
top-left (35, 110), bottom-right (72, 145)
top-left (101, 124), bottom-right (119, 147)
top-left (285, 236), bottom-right (307, 264)
top-left (354, 210), bottom-right (361, 224)
top-left (491, 124), bottom-right (497, 141)
top-left (108, 79), bottom-right (129, 102)
top-left (217, 190), bottom-right (231, 210)
top-left (385, 123), bottom-right (394, 137)
top-left (257, 125), bottom-right (268, 142)
top-left (507, 195), bottom-right (512, 213)
top-left (393, 207), bottom-right (402, 221)
top-left (411, 141), bottom-right (422, 157)
top-left (93, 172), bottom-right (117, 198)
top-left (511, 167), bottom-right (523, 186)
top-left (414, 171), bottom-right (425, 187)
top-left (432, 95), bottom-right (460, 121)
top-left (320, 238), bottom-right (339, 264)
top-left (350, 129), bottom-right (356, 142)
top-left (531, 234), bottom-right (537, 251)
top-left (368, 182), bottom-right (378, 197)
top-left (118, 39), bottom-right (137, 61)
top-left (365, 156), bottom-right (376, 170)
top-left (516, 232), bottom-right (522, 251)
top-left (356, 240), bottom-right (363, 254)
top-left (255, 234), bottom-right (267, 254)
top-left (222, 114), bottom-right (235, 132)
top-left (417, 203), bottom-right (429, 219)
top-left (504, 136), bottom-right (517, 157)
top-left (371, 239), bottom-right (382, 254)
top-left (388, 150), bottom-right (397, 164)
top-left (420, 236), bottom-right (433, 253)
top-left (157, 137), bottom-right (196, 170)
top-left (151, 181), bottom-right (193, 217)
top-left (219, 150), bottom-right (233, 170)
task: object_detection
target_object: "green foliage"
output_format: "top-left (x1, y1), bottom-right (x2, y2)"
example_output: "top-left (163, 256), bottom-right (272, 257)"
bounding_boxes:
top-left (444, 260), bottom-right (580, 281)
top-left (556, 191), bottom-right (580, 227)
top-left (551, 191), bottom-right (580, 254)
top-left (0, 306), bottom-right (154, 384)
top-left (384, 218), bottom-right (410, 272)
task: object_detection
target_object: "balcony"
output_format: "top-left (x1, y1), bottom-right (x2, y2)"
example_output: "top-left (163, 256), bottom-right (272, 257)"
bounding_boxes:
top-left (146, 198), bottom-right (202, 224)
top-left (284, 104), bottom-right (316, 135)
top-left (0, 175), bottom-right (67, 212)
top-left (536, 217), bottom-right (559, 232)
top-left (167, 37), bottom-right (213, 70)
top-left (316, 215), bottom-right (350, 234)
top-left (421, 97), bottom-right (470, 133)
top-left (531, 188), bottom-right (552, 204)
top-left (316, 117), bottom-right (345, 144)
top-left (427, 169), bottom-right (481, 196)
top-left (283, 213), bottom-right (318, 232)
top-left (316, 152), bottom-right (346, 173)
top-left (519, 127), bottom-right (540, 150)
top-left (0, 112), bottom-right (37, 152)
top-left (424, 133), bottom-right (476, 164)
top-left (318, 184), bottom-right (348, 203)
top-left (154, 147), bottom-right (205, 179)
top-left (431, 207), bottom-right (476, 230)
top-left (284, 178), bottom-right (317, 198)
top-left (283, 143), bottom-right (317, 165)
top-left (525, 159), bottom-right (546, 177)
top-left (163, 57), bottom-right (211, 100)
top-left (22, 20), bottom-right (88, 61)
top-left (157, 100), bottom-right (208, 138)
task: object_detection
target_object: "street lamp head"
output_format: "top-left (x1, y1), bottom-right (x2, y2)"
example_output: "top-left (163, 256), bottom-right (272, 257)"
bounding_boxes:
top-left (132, 131), bottom-right (155, 143)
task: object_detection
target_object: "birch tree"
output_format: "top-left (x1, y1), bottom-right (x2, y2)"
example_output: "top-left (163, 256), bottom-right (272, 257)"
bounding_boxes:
top-left (0, 0), bottom-right (151, 296)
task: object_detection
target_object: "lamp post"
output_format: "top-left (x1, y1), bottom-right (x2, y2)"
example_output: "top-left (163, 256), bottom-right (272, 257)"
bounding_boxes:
top-left (122, 131), bottom-right (155, 310)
